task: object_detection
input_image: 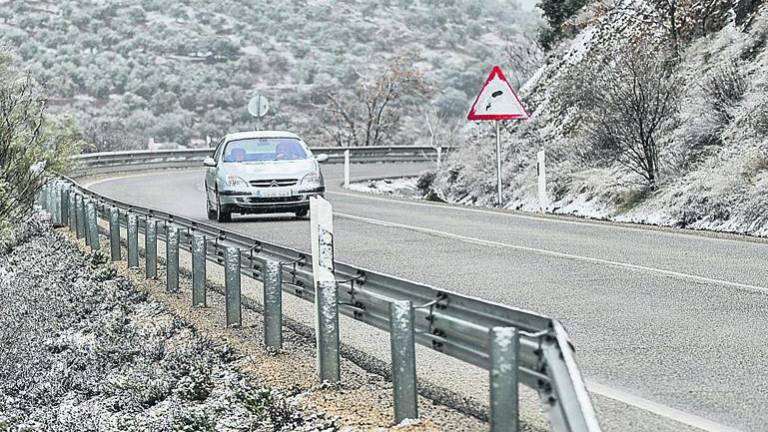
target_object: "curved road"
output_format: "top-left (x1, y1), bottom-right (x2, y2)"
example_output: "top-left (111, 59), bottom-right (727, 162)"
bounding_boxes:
top-left (85, 162), bottom-right (768, 432)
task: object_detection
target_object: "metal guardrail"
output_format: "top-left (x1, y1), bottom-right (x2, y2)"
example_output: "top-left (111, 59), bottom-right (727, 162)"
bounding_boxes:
top-left (71, 146), bottom-right (443, 176)
top-left (40, 149), bottom-right (601, 432)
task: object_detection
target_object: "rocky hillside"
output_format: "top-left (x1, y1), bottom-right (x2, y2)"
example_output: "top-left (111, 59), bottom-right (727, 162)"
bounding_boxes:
top-left (1, 0), bottom-right (541, 151)
top-left (434, 0), bottom-right (768, 237)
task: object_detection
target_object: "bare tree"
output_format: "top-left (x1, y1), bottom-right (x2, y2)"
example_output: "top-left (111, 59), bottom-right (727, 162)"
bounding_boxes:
top-left (322, 56), bottom-right (430, 147)
top-left (652, 0), bottom-right (689, 55)
top-left (421, 105), bottom-right (464, 150)
top-left (579, 41), bottom-right (682, 188)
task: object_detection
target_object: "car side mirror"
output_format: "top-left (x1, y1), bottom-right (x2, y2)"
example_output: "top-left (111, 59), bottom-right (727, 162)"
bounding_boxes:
top-left (203, 157), bottom-right (216, 167)
top-left (316, 154), bottom-right (329, 163)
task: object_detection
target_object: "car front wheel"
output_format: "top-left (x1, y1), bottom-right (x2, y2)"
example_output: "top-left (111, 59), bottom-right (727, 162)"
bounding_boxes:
top-left (214, 191), bottom-right (232, 223)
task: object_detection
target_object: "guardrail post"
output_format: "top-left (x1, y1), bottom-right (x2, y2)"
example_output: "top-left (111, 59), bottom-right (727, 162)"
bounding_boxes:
top-left (60, 185), bottom-right (70, 227)
top-left (390, 300), bottom-right (418, 423)
top-left (263, 259), bottom-right (283, 349)
top-left (127, 213), bottom-right (139, 268)
top-left (166, 225), bottom-right (180, 292)
top-left (51, 182), bottom-right (59, 223)
top-left (145, 218), bottom-right (157, 279)
top-left (82, 199), bottom-right (91, 247)
top-left (86, 200), bottom-right (99, 251)
top-left (224, 246), bottom-right (241, 326)
top-left (489, 327), bottom-right (520, 432)
top-left (50, 184), bottom-right (57, 216)
top-left (54, 182), bottom-right (63, 225)
top-left (317, 280), bottom-right (340, 382)
top-left (109, 207), bottom-right (121, 261)
top-left (68, 190), bottom-right (76, 232)
top-left (36, 184), bottom-right (44, 209)
top-left (192, 234), bottom-right (206, 307)
top-left (75, 194), bottom-right (85, 239)
top-left (42, 183), bottom-right (50, 209)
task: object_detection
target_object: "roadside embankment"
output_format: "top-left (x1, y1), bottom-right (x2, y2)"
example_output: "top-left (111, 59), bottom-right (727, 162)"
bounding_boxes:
top-left (0, 215), bottom-right (334, 431)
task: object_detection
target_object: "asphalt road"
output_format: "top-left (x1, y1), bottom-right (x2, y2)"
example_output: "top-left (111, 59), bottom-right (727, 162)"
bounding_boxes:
top-left (85, 162), bottom-right (768, 432)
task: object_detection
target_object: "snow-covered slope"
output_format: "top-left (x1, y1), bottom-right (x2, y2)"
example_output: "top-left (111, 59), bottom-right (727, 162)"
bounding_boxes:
top-left (434, 1), bottom-right (768, 237)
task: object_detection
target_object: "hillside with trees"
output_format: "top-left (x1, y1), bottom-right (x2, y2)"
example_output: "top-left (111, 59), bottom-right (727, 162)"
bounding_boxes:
top-left (1, 0), bottom-right (541, 151)
top-left (430, 0), bottom-right (768, 236)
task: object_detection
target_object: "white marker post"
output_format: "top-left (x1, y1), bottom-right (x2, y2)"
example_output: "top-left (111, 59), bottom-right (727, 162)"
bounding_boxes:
top-left (436, 146), bottom-right (442, 171)
top-left (467, 66), bottom-right (529, 208)
top-left (344, 149), bottom-right (350, 188)
top-left (310, 196), bottom-right (340, 382)
top-left (537, 150), bottom-right (547, 213)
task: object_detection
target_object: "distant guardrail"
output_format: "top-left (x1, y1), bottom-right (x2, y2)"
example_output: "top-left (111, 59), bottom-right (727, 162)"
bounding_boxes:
top-left (71, 146), bottom-right (444, 176)
top-left (42, 148), bottom-right (600, 432)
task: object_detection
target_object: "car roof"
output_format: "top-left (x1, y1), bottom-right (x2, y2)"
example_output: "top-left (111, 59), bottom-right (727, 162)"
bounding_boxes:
top-left (224, 131), bottom-right (301, 142)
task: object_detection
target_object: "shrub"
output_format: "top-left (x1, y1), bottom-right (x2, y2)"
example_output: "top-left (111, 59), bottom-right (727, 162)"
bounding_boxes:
top-left (575, 40), bottom-right (682, 188)
top-left (0, 51), bottom-right (82, 238)
top-left (703, 62), bottom-right (748, 126)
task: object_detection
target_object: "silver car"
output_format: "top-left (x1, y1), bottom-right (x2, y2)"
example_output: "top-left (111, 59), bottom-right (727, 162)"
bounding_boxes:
top-left (203, 131), bottom-right (328, 222)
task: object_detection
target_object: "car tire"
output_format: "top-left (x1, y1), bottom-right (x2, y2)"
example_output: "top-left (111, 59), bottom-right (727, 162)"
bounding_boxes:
top-left (215, 191), bottom-right (232, 223)
top-left (206, 192), bottom-right (216, 221)
top-left (295, 208), bottom-right (309, 219)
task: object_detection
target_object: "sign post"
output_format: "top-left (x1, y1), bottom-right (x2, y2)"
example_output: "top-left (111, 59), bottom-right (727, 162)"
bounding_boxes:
top-left (467, 66), bottom-right (529, 207)
top-left (248, 94), bottom-right (270, 131)
top-left (495, 121), bottom-right (502, 207)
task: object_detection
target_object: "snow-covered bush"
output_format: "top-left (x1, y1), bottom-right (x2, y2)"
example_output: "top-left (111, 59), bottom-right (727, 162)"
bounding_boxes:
top-left (703, 61), bottom-right (748, 126)
top-left (576, 39), bottom-right (682, 188)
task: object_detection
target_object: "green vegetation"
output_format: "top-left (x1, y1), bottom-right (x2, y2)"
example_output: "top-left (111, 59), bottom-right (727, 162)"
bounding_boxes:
top-left (3, 0), bottom-right (541, 151)
top-left (0, 50), bottom-right (82, 239)
top-left (537, 0), bottom-right (589, 50)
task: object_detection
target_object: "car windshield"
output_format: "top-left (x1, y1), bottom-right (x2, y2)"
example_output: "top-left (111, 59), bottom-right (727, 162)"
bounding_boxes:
top-left (222, 138), bottom-right (308, 163)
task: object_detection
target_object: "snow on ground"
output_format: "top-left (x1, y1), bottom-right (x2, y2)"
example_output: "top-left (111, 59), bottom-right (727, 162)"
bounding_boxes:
top-left (0, 215), bottom-right (335, 431)
top-left (347, 177), bottom-right (421, 199)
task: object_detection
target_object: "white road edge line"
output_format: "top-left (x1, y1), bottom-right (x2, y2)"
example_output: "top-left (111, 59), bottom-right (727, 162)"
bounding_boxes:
top-left (586, 380), bottom-right (745, 432)
top-left (335, 212), bottom-right (768, 295)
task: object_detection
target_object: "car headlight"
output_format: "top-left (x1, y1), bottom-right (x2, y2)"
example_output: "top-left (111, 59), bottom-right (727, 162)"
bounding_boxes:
top-left (299, 172), bottom-right (322, 190)
top-left (224, 175), bottom-right (249, 190)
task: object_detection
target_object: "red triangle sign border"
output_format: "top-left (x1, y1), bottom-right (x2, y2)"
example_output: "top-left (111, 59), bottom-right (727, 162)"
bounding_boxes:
top-left (467, 65), bottom-right (529, 121)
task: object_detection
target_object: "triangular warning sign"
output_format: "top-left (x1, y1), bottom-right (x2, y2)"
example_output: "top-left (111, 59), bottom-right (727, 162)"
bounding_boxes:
top-left (467, 66), bottom-right (529, 121)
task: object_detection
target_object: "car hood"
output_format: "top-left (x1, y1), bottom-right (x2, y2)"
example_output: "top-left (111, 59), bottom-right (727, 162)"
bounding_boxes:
top-left (219, 159), bottom-right (319, 180)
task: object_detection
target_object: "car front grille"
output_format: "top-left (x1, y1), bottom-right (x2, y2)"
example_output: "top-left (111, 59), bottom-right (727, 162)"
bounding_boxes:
top-left (249, 178), bottom-right (298, 188)
top-left (246, 196), bottom-right (303, 204)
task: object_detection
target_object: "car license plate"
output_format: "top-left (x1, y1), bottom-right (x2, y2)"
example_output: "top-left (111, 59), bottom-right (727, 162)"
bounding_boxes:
top-left (253, 188), bottom-right (294, 198)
